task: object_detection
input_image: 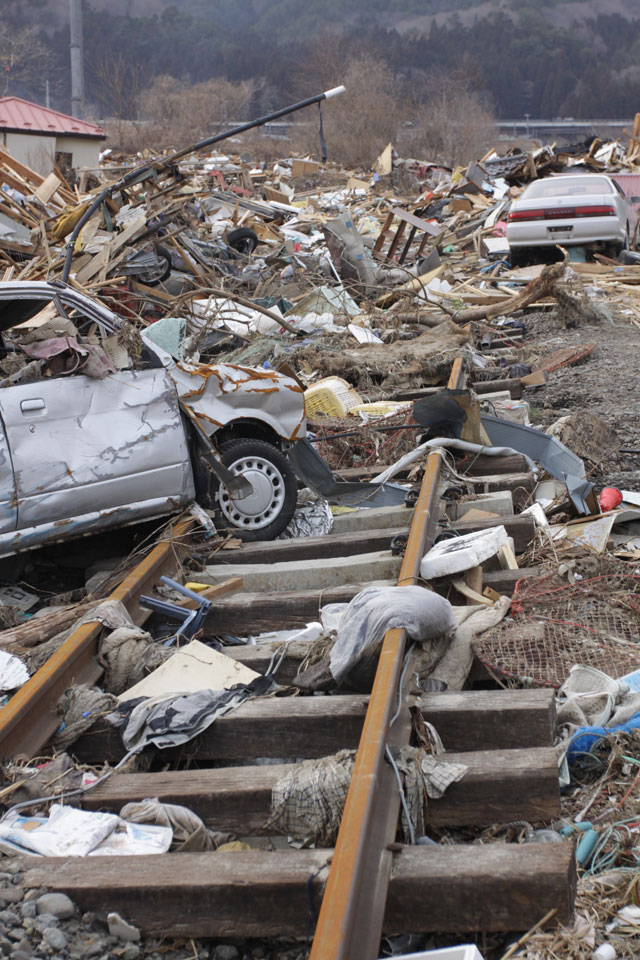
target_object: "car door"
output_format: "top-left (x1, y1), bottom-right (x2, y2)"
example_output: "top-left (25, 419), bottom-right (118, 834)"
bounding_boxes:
top-left (0, 367), bottom-right (194, 530)
top-left (0, 411), bottom-right (17, 533)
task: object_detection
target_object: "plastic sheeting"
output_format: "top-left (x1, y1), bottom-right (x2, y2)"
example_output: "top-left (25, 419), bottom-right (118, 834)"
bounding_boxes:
top-left (111, 674), bottom-right (275, 752)
top-left (329, 585), bottom-right (457, 686)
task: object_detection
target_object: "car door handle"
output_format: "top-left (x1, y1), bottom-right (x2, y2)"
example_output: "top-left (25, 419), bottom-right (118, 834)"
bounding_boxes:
top-left (20, 399), bottom-right (46, 413)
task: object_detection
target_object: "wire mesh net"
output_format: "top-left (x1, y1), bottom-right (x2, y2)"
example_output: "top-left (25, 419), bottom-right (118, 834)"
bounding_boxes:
top-left (473, 557), bottom-right (640, 687)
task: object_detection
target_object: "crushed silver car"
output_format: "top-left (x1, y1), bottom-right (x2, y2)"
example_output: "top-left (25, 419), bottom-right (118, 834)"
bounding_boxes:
top-left (0, 281), bottom-right (306, 555)
top-left (506, 173), bottom-right (637, 264)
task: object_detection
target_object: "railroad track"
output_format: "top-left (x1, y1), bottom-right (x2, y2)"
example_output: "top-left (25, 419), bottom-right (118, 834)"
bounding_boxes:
top-left (0, 357), bottom-right (575, 958)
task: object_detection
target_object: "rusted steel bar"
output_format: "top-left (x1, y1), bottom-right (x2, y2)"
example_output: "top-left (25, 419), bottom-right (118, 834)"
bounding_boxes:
top-left (0, 518), bottom-right (194, 759)
top-left (310, 357), bottom-right (465, 960)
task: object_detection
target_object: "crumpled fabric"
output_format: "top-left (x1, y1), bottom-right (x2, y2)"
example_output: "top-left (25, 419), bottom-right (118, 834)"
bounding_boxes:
top-left (431, 596), bottom-right (511, 691)
top-left (266, 738), bottom-right (467, 848)
top-left (109, 675), bottom-right (275, 753)
top-left (394, 744), bottom-right (468, 842)
top-left (53, 684), bottom-right (118, 750)
top-left (558, 665), bottom-right (640, 732)
top-left (265, 750), bottom-right (354, 847)
top-left (559, 665), bottom-right (640, 766)
top-left (329, 585), bottom-right (457, 687)
top-left (119, 797), bottom-right (218, 852)
top-left (280, 489), bottom-right (333, 539)
top-left (22, 336), bottom-right (115, 379)
top-left (98, 626), bottom-right (171, 696)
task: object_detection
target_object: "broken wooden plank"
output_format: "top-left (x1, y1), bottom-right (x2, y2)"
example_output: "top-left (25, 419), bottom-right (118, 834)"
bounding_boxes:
top-left (23, 843), bottom-right (575, 937)
top-left (81, 746), bottom-right (559, 832)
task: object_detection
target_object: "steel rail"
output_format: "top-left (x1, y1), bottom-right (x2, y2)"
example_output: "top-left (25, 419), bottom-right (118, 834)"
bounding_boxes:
top-left (310, 357), bottom-right (465, 960)
top-left (0, 517), bottom-right (195, 759)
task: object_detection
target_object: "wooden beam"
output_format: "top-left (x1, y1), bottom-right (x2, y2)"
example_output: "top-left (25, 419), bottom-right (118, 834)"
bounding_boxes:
top-left (70, 688), bottom-right (555, 763)
top-left (459, 454), bottom-right (530, 476)
top-left (384, 843), bottom-right (575, 933)
top-left (81, 746), bottom-right (559, 832)
top-left (419, 688), bottom-right (556, 752)
top-left (23, 843), bottom-right (575, 937)
top-left (206, 515), bottom-right (534, 569)
top-left (451, 514), bottom-right (534, 553)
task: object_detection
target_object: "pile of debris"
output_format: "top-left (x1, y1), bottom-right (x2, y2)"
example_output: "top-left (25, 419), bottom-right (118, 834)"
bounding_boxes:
top-left (3, 103), bottom-right (640, 960)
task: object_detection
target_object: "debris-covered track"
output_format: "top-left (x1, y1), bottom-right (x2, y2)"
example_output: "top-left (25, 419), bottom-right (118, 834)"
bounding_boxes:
top-left (0, 355), bottom-right (576, 956)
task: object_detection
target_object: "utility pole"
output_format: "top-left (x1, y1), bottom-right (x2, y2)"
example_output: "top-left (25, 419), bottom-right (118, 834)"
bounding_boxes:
top-left (69, 0), bottom-right (84, 118)
top-left (45, 79), bottom-right (50, 109)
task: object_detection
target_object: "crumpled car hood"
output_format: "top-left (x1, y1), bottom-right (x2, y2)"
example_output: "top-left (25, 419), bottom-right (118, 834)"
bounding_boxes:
top-left (167, 359), bottom-right (306, 441)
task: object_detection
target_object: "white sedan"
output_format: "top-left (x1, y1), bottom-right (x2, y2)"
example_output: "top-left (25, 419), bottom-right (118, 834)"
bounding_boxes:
top-left (506, 174), bottom-right (637, 264)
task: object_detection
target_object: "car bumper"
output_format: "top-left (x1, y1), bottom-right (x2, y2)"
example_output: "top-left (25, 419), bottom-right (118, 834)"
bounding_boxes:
top-left (507, 217), bottom-right (626, 248)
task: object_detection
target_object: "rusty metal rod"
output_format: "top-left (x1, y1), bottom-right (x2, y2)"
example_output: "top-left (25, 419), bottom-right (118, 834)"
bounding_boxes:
top-left (310, 357), bottom-right (465, 960)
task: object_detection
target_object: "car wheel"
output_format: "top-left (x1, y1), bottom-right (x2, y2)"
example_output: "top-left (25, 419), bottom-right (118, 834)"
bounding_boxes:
top-left (137, 244), bottom-right (172, 285)
top-left (227, 227), bottom-right (259, 256)
top-left (214, 439), bottom-right (297, 541)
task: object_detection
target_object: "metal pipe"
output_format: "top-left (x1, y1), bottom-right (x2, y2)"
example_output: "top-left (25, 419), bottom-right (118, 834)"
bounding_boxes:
top-left (69, 0), bottom-right (84, 118)
top-left (309, 357), bottom-right (464, 960)
top-left (61, 86), bottom-right (345, 283)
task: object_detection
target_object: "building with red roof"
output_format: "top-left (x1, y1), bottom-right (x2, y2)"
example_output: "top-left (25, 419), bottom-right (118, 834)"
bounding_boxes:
top-left (0, 97), bottom-right (106, 176)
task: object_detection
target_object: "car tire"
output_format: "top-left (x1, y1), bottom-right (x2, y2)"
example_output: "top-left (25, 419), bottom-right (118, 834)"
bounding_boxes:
top-left (509, 247), bottom-right (527, 268)
top-left (213, 439), bottom-right (297, 541)
top-left (137, 244), bottom-right (173, 285)
top-left (227, 227), bottom-right (259, 256)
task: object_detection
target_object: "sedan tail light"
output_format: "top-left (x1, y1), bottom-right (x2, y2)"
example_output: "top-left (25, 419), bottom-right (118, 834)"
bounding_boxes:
top-left (508, 204), bottom-right (617, 222)
top-left (574, 205), bottom-right (616, 217)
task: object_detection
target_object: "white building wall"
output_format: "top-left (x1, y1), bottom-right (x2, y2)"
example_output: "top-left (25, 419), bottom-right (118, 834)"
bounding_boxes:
top-left (2, 132), bottom-right (55, 174)
top-left (0, 132), bottom-right (102, 175)
top-left (55, 136), bottom-right (102, 170)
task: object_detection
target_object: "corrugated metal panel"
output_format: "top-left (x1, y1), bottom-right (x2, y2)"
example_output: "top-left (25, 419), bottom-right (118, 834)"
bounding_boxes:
top-left (0, 97), bottom-right (105, 138)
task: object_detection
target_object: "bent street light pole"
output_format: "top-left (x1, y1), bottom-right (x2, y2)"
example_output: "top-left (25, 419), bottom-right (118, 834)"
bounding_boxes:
top-left (61, 86), bottom-right (346, 284)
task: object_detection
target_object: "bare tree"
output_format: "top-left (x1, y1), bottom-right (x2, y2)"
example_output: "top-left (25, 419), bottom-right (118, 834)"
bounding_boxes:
top-left (139, 75), bottom-right (255, 150)
top-left (309, 56), bottom-right (400, 168)
top-left (0, 24), bottom-right (54, 97)
top-left (404, 71), bottom-right (497, 168)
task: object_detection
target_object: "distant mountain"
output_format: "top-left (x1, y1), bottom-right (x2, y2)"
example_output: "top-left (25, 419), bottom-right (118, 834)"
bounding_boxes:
top-left (5, 0), bottom-right (640, 120)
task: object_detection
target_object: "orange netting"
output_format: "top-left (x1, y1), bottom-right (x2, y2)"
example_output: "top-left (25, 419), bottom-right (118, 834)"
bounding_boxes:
top-left (473, 559), bottom-right (640, 688)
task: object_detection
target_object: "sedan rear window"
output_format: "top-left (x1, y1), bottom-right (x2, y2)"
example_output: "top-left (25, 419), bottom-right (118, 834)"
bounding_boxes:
top-left (523, 177), bottom-right (613, 199)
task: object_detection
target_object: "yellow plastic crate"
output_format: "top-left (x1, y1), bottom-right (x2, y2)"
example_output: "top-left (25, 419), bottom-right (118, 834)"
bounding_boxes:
top-left (304, 377), bottom-right (362, 418)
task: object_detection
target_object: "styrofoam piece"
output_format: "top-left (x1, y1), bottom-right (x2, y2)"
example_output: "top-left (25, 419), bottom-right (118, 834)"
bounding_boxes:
top-left (383, 945), bottom-right (485, 960)
top-left (118, 639), bottom-right (259, 702)
top-left (0, 649), bottom-right (29, 691)
top-left (420, 525), bottom-right (508, 579)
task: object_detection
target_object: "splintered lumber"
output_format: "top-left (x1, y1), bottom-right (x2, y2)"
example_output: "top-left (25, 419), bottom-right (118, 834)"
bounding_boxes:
top-left (0, 600), bottom-right (94, 650)
top-left (81, 746), bottom-right (559, 832)
top-left (23, 843), bottom-right (575, 936)
top-left (445, 260), bottom-right (566, 324)
top-left (70, 688), bottom-right (556, 763)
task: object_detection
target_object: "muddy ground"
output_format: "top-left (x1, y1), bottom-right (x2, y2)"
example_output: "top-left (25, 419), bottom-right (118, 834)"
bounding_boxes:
top-left (520, 305), bottom-right (640, 492)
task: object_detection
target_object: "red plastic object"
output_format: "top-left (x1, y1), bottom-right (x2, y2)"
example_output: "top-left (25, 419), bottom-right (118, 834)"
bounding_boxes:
top-left (600, 487), bottom-right (623, 511)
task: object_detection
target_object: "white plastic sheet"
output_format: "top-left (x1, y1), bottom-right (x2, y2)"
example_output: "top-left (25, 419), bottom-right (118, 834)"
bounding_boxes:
top-left (0, 804), bottom-right (172, 857)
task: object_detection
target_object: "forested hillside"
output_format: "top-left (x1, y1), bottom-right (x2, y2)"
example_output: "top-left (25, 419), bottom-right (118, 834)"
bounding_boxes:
top-left (2, 0), bottom-right (640, 120)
